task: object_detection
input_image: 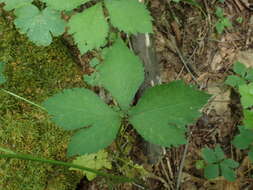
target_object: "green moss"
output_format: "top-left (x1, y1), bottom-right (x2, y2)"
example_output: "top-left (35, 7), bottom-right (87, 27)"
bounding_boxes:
top-left (0, 12), bottom-right (84, 190)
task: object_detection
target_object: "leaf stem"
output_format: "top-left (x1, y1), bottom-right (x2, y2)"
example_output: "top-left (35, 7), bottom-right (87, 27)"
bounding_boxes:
top-left (0, 153), bottom-right (134, 183)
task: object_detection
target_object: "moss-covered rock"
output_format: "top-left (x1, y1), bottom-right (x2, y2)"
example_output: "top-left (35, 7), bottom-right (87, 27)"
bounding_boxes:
top-left (0, 10), bottom-right (84, 190)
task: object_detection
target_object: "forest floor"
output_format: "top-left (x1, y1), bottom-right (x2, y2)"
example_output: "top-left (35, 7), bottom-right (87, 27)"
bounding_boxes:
top-left (1, 0), bottom-right (253, 190)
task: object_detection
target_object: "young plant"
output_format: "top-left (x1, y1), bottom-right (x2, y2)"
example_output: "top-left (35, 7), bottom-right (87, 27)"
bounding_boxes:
top-left (225, 61), bottom-right (253, 163)
top-left (0, 0), bottom-right (152, 54)
top-left (42, 39), bottom-right (210, 156)
top-left (200, 146), bottom-right (239, 181)
top-left (215, 6), bottom-right (232, 34)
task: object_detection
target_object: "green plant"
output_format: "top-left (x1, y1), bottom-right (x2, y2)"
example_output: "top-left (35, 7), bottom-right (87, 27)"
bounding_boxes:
top-left (0, 0), bottom-right (152, 54)
top-left (215, 6), bottom-right (232, 34)
top-left (200, 145), bottom-right (239, 181)
top-left (225, 61), bottom-right (253, 163)
top-left (42, 39), bottom-right (210, 156)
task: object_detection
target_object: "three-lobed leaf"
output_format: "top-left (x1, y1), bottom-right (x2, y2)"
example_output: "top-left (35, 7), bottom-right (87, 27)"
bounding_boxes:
top-left (129, 81), bottom-right (210, 147)
top-left (14, 4), bottom-right (66, 46)
top-left (99, 39), bottom-right (144, 110)
top-left (43, 88), bottom-right (121, 155)
top-left (105, 0), bottom-right (153, 34)
top-left (68, 3), bottom-right (109, 54)
top-left (41, 0), bottom-right (90, 11)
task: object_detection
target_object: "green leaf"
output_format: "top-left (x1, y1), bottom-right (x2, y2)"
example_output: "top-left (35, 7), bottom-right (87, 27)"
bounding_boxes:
top-left (0, 62), bottom-right (6, 85)
top-left (214, 145), bottom-right (225, 161)
top-left (41, 0), bottom-right (90, 11)
top-left (195, 160), bottom-right (205, 169)
top-left (202, 147), bottom-right (217, 163)
top-left (215, 7), bottom-right (224, 18)
top-left (243, 109), bottom-right (253, 129)
top-left (70, 150), bottom-right (112, 180)
top-left (233, 61), bottom-right (247, 77)
top-left (222, 17), bottom-right (232, 28)
top-left (43, 88), bottom-right (119, 130)
top-left (204, 164), bottom-right (219, 179)
top-left (43, 88), bottom-right (121, 155)
top-left (245, 68), bottom-right (253, 82)
top-left (89, 58), bottom-right (100, 68)
top-left (216, 21), bottom-right (225, 34)
top-left (68, 3), bottom-right (109, 54)
top-left (232, 126), bottom-right (253, 149)
top-left (68, 117), bottom-right (120, 155)
top-left (0, 0), bottom-right (32, 11)
top-left (239, 83), bottom-right (253, 108)
top-left (220, 161), bottom-right (237, 181)
top-left (225, 75), bottom-right (246, 88)
top-left (129, 81), bottom-right (210, 147)
top-left (221, 159), bottom-right (239, 169)
top-left (98, 39), bottom-right (144, 110)
top-left (14, 4), bottom-right (66, 46)
top-left (105, 0), bottom-right (153, 34)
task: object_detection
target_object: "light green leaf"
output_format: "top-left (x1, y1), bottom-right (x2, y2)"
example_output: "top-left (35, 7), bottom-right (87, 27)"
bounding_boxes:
top-left (222, 18), bottom-right (232, 28)
top-left (245, 68), bottom-right (253, 82)
top-left (105, 0), bottom-right (153, 34)
top-left (0, 62), bottom-right (6, 85)
top-left (0, 0), bottom-right (32, 11)
top-left (215, 7), bottom-right (224, 18)
top-left (243, 109), bottom-right (253, 129)
top-left (43, 88), bottom-right (121, 155)
top-left (239, 83), bottom-right (253, 108)
top-left (99, 39), bottom-right (144, 110)
top-left (129, 81), bottom-right (210, 147)
top-left (232, 126), bottom-right (253, 149)
top-left (70, 150), bottom-right (112, 180)
top-left (233, 61), bottom-right (247, 77)
top-left (225, 75), bottom-right (246, 88)
top-left (41, 0), bottom-right (90, 11)
top-left (14, 5), bottom-right (66, 46)
top-left (216, 21), bottom-right (225, 34)
top-left (68, 3), bottom-right (109, 54)
top-left (202, 147), bottom-right (217, 163)
top-left (204, 164), bottom-right (219, 179)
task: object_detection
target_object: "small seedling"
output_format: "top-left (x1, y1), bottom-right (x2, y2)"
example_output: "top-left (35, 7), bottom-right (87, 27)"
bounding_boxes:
top-left (200, 145), bottom-right (239, 181)
top-left (215, 6), bottom-right (232, 34)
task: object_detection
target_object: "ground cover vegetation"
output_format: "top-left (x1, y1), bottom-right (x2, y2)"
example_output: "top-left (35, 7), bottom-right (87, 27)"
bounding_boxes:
top-left (1, 0), bottom-right (253, 189)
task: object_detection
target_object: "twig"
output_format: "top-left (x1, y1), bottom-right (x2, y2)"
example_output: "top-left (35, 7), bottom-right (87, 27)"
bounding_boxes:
top-left (176, 128), bottom-right (191, 190)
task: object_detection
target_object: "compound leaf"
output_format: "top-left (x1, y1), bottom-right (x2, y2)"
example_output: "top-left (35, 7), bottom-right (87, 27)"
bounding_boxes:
top-left (129, 81), bottom-right (210, 147)
top-left (14, 4), bottom-right (66, 46)
top-left (99, 39), bottom-right (144, 110)
top-left (68, 3), bottom-right (109, 54)
top-left (0, 0), bottom-right (32, 11)
top-left (204, 164), bottom-right (219, 179)
top-left (232, 126), bottom-right (253, 149)
top-left (43, 88), bottom-right (121, 155)
top-left (0, 62), bottom-right (6, 85)
top-left (239, 83), bottom-right (253, 108)
top-left (105, 0), bottom-right (153, 34)
top-left (41, 0), bottom-right (90, 11)
top-left (70, 150), bottom-right (111, 180)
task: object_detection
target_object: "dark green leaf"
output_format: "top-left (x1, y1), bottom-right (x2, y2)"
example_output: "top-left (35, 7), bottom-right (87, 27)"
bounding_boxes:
top-left (202, 148), bottom-right (217, 163)
top-left (232, 126), bottom-right (253, 149)
top-left (204, 164), bottom-right (219, 179)
top-left (225, 75), bottom-right (246, 88)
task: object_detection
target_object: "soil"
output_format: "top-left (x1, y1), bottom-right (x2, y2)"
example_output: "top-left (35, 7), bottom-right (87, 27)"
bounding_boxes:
top-left (1, 0), bottom-right (253, 190)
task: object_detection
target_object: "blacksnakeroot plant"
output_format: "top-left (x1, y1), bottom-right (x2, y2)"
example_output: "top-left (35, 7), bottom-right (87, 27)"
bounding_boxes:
top-left (42, 39), bottom-right (211, 156)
